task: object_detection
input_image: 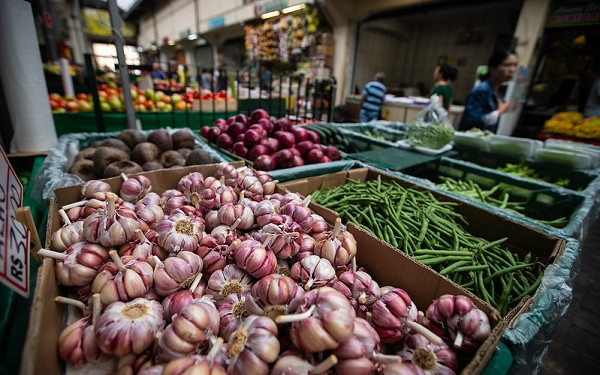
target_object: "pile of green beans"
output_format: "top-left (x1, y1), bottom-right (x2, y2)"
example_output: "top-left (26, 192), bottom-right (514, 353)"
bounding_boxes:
top-left (311, 176), bottom-right (544, 315)
top-left (436, 177), bottom-right (568, 228)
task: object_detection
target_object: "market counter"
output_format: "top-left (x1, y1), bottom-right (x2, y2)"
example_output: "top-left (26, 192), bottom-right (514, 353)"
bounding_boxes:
top-left (381, 100), bottom-right (464, 128)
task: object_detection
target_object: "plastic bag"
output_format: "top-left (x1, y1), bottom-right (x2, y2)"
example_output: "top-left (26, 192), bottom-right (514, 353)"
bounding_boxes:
top-left (406, 95), bottom-right (455, 149)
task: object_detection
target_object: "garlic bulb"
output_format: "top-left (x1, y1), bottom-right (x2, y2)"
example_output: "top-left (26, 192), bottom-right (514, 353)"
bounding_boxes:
top-left (329, 263), bottom-right (382, 318)
top-left (135, 204), bottom-right (165, 231)
top-left (278, 286), bottom-right (354, 353)
top-left (280, 198), bottom-right (314, 232)
top-left (51, 209), bottom-right (84, 252)
top-left (95, 297), bottom-right (165, 357)
top-left (162, 285), bottom-right (206, 323)
top-left (260, 218), bottom-right (302, 260)
top-left (334, 317), bottom-right (380, 375)
top-left (156, 211), bottom-right (204, 254)
top-left (313, 218), bottom-right (357, 267)
top-left (120, 174), bottom-right (152, 203)
top-left (217, 193), bottom-right (254, 230)
top-left (290, 255), bottom-right (336, 291)
top-left (118, 229), bottom-right (168, 266)
top-left (207, 264), bottom-right (253, 302)
top-left (39, 242), bottom-right (109, 287)
top-left (161, 338), bottom-right (227, 375)
top-left (245, 274), bottom-right (304, 321)
top-left (83, 193), bottom-right (140, 247)
top-left (232, 238), bottom-right (277, 279)
top-left (218, 293), bottom-right (249, 339)
top-left (226, 315), bottom-right (280, 375)
top-left (395, 333), bottom-right (458, 375)
top-left (271, 351), bottom-right (338, 375)
top-left (158, 296), bottom-right (219, 359)
top-left (81, 180), bottom-right (112, 199)
top-left (370, 288), bottom-right (427, 344)
top-left (196, 236), bottom-right (238, 275)
top-left (92, 250), bottom-right (154, 305)
top-left (117, 350), bottom-right (155, 375)
top-left (153, 251), bottom-right (203, 296)
top-left (162, 189), bottom-right (188, 215)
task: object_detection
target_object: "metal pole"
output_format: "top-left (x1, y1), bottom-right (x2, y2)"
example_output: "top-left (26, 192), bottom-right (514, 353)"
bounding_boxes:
top-left (107, 0), bottom-right (137, 129)
top-left (84, 54), bottom-right (105, 132)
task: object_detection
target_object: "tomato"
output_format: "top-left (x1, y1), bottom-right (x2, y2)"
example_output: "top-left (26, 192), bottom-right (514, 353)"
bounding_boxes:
top-left (66, 101), bottom-right (79, 112)
top-left (76, 93), bottom-right (88, 101)
top-left (49, 99), bottom-right (59, 110)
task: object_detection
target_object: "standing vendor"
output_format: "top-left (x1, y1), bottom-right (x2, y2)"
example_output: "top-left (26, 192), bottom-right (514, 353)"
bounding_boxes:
top-left (360, 72), bottom-right (387, 122)
top-left (458, 50), bottom-right (518, 133)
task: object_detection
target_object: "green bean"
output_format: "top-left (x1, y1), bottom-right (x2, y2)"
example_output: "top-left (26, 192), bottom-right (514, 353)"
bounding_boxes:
top-left (414, 250), bottom-right (473, 257)
top-left (440, 261), bottom-right (471, 275)
top-left (419, 256), bottom-right (473, 266)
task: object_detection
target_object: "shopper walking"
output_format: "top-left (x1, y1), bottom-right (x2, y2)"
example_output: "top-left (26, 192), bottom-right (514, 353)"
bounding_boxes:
top-left (360, 72), bottom-right (387, 122)
top-left (430, 64), bottom-right (458, 111)
top-left (458, 50), bottom-right (518, 133)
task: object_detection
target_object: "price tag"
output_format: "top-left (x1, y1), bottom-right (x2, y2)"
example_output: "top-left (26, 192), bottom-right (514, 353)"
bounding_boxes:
top-left (0, 147), bottom-right (29, 297)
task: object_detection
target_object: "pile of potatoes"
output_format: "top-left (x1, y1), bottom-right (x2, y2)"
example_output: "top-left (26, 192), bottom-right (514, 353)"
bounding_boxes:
top-left (69, 129), bottom-right (215, 180)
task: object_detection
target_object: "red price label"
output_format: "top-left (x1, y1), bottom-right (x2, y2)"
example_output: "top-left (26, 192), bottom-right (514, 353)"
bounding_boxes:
top-left (0, 148), bottom-right (29, 298)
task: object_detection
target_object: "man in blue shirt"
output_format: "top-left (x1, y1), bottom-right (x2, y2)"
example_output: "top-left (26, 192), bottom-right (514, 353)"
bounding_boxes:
top-left (360, 72), bottom-right (387, 122)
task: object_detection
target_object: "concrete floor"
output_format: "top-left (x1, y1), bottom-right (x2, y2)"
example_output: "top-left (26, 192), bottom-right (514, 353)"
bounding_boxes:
top-left (541, 218), bottom-right (600, 375)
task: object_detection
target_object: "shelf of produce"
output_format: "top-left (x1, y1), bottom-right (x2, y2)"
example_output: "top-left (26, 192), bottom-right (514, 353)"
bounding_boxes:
top-left (347, 147), bottom-right (458, 171)
top-left (536, 132), bottom-right (600, 146)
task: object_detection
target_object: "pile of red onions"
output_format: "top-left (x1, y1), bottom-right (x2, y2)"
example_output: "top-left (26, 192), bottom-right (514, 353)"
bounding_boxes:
top-left (200, 109), bottom-right (342, 171)
top-left (43, 163), bottom-right (492, 374)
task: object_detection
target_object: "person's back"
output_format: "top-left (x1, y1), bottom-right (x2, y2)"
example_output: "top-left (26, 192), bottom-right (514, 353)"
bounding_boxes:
top-left (360, 72), bottom-right (387, 122)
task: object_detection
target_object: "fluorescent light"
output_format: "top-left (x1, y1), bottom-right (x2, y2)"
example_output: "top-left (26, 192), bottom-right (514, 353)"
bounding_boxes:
top-left (260, 10), bottom-right (280, 19)
top-left (188, 34), bottom-right (198, 40)
top-left (137, 46), bottom-right (143, 52)
top-left (282, 4), bottom-right (307, 14)
top-left (167, 40), bottom-right (175, 46)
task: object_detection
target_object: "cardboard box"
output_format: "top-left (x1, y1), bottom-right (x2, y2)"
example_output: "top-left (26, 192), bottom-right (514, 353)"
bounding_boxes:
top-left (23, 162), bottom-right (504, 375)
top-left (279, 168), bottom-right (567, 318)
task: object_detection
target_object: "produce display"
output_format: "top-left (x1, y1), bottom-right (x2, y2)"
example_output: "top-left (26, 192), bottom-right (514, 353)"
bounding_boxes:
top-left (436, 177), bottom-right (568, 228)
top-left (41, 164), bottom-right (494, 374)
top-left (302, 123), bottom-right (354, 152)
top-left (311, 177), bottom-right (544, 315)
top-left (496, 162), bottom-right (571, 188)
top-left (68, 129), bottom-right (215, 180)
top-left (542, 112), bottom-right (600, 141)
top-left (407, 122), bottom-right (455, 150)
top-left (200, 110), bottom-right (342, 170)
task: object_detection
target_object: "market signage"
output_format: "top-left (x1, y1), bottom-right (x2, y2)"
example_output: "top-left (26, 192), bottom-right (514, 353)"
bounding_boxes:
top-left (208, 16), bottom-right (225, 30)
top-left (82, 8), bottom-right (137, 38)
top-left (547, 1), bottom-right (600, 27)
top-left (255, 0), bottom-right (288, 16)
top-left (0, 148), bottom-right (29, 297)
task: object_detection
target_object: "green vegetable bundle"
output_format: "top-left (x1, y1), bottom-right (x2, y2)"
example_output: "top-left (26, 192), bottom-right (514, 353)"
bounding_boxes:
top-left (312, 176), bottom-right (544, 315)
top-left (497, 162), bottom-right (570, 188)
top-left (407, 122), bottom-right (455, 150)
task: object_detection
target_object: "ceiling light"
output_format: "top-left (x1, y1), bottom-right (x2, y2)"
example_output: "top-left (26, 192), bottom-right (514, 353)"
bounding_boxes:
top-left (167, 40), bottom-right (175, 46)
top-left (282, 4), bottom-right (306, 14)
top-left (260, 10), bottom-right (280, 19)
top-left (188, 33), bottom-right (198, 40)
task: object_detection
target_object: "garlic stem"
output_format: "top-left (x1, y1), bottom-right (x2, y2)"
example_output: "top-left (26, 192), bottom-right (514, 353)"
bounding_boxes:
top-left (358, 292), bottom-right (367, 304)
top-left (134, 228), bottom-right (147, 243)
top-left (351, 256), bottom-right (357, 273)
top-left (261, 234), bottom-right (275, 248)
top-left (58, 209), bottom-right (72, 226)
top-left (304, 278), bottom-right (314, 291)
top-left (92, 294), bottom-right (102, 325)
top-left (189, 272), bottom-right (203, 292)
top-left (405, 320), bottom-right (444, 346)
top-left (54, 296), bottom-right (86, 311)
top-left (120, 172), bottom-right (129, 182)
top-left (38, 248), bottom-right (67, 260)
top-left (106, 195), bottom-right (116, 217)
top-left (207, 337), bottom-right (224, 364)
top-left (62, 200), bottom-right (89, 211)
top-left (230, 218), bottom-right (242, 231)
top-left (152, 255), bottom-right (164, 268)
top-left (453, 331), bottom-right (464, 348)
top-left (332, 218), bottom-right (342, 238)
top-left (284, 232), bottom-right (299, 238)
top-left (371, 352), bottom-right (401, 364)
top-left (310, 354), bottom-right (338, 374)
top-left (302, 195), bottom-right (312, 208)
top-left (276, 304), bottom-right (316, 324)
top-left (222, 242), bottom-right (238, 256)
top-left (238, 191), bottom-right (245, 203)
top-left (109, 250), bottom-right (126, 271)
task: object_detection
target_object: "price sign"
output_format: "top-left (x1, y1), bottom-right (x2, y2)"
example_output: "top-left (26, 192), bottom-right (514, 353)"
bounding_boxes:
top-left (0, 147), bottom-right (29, 297)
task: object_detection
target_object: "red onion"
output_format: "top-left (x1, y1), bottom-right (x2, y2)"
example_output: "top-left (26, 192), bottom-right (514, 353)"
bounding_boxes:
top-left (261, 137), bottom-right (279, 153)
top-left (227, 122), bottom-right (247, 137)
top-left (291, 127), bottom-right (308, 143)
top-left (254, 154), bottom-right (276, 171)
top-left (274, 149), bottom-right (294, 169)
top-left (324, 146), bottom-right (342, 161)
top-left (274, 118), bottom-right (292, 132)
top-left (250, 109), bottom-right (269, 124)
top-left (216, 133), bottom-right (234, 150)
top-left (306, 130), bottom-right (320, 144)
top-left (208, 127), bottom-right (222, 143)
top-left (233, 142), bottom-right (248, 158)
top-left (307, 148), bottom-right (325, 164)
top-left (244, 130), bottom-right (263, 148)
top-left (296, 141), bottom-right (315, 156)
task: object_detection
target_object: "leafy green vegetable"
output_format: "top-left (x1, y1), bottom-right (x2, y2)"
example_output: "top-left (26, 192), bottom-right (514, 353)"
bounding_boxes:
top-left (407, 123), bottom-right (455, 150)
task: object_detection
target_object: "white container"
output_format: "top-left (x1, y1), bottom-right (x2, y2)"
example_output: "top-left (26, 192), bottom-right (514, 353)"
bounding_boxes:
top-left (534, 148), bottom-right (593, 169)
top-left (453, 132), bottom-right (490, 151)
top-left (488, 135), bottom-right (542, 160)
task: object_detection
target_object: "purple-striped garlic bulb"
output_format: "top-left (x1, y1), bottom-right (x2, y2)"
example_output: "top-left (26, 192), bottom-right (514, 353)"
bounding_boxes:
top-left (196, 235), bottom-right (237, 275)
top-left (58, 294), bottom-right (111, 367)
top-left (138, 365), bottom-right (165, 375)
top-left (216, 163), bottom-right (239, 187)
top-left (213, 179), bottom-right (238, 209)
top-left (153, 251), bottom-right (203, 296)
top-left (135, 203), bottom-right (165, 231)
top-left (177, 172), bottom-right (205, 205)
top-left (260, 219), bottom-right (302, 260)
top-left (92, 250), bottom-right (154, 305)
top-left (280, 196), bottom-right (314, 232)
top-left (39, 242), bottom-right (109, 287)
top-left (424, 294), bottom-right (490, 353)
top-left (280, 193), bottom-right (303, 207)
top-left (161, 279), bottom-right (207, 323)
top-left (370, 288), bottom-right (442, 346)
top-left (329, 260), bottom-right (381, 318)
top-left (277, 286), bottom-right (354, 353)
top-left (162, 189), bottom-right (187, 215)
top-left (95, 297), bottom-right (165, 357)
top-left (392, 332), bottom-right (459, 375)
top-left (207, 264), bottom-right (253, 302)
top-left (226, 315), bottom-right (280, 375)
top-left (309, 214), bottom-right (328, 235)
top-left (312, 218), bottom-right (357, 267)
top-left (232, 238), bottom-right (277, 279)
top-left (119, 229), bottom-right (168, 266)
top-left (219, 293), bottom-right (249, 339)
top-left (211, 218), bottom-right (242, 245)
top-left (294, 234), bottom-right (316, 261)
top-left (253, 199), bottom-right (282, 228)
top-left (204, 210), bottom-right (220, 232)
top-left (217, 193), bottom-right (254, 230)
top-left (117, 350), bottom-right (156, 375)
top-left (83, 193), bottom-right (140, 247)
top-left (51, 209), bottom-right (84, 252)
top-left (162, 338), bottom-right (227, 375)
top-left (246, 274), bottom-right (304, 321)
top-left (238, 174), bottom-right (265, 201)
top-left (156, 211), bottom-right (204, 254)
top-left (271, 352), bottom-right (338, 375)
top-left (120, 174), bottom-right (152, 203)
top-left (290, 255), bottom-right (336, 291)
top-left (81, 180), bottom-right (112, 199)
top-left (255, 170), bottom-right (276, 196)
top-left (135, 192), bottom-right (162, 210)
top-left (158, 296), bottom-right (219, 360)
top-left (334, 317), bottom-right (380, 375)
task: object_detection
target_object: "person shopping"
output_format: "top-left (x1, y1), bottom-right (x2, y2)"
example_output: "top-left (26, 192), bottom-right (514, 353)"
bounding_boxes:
top-left (360, 72), bottom-right (387, 122)
top-left (458, 50), bottom-right (518, 133)
top-left (430, 64), bottom-right (458, 111)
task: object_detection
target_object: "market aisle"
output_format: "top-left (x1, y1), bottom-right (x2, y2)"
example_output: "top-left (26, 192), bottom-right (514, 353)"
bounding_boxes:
top-left (541, 217), bottom-right (600, 375)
